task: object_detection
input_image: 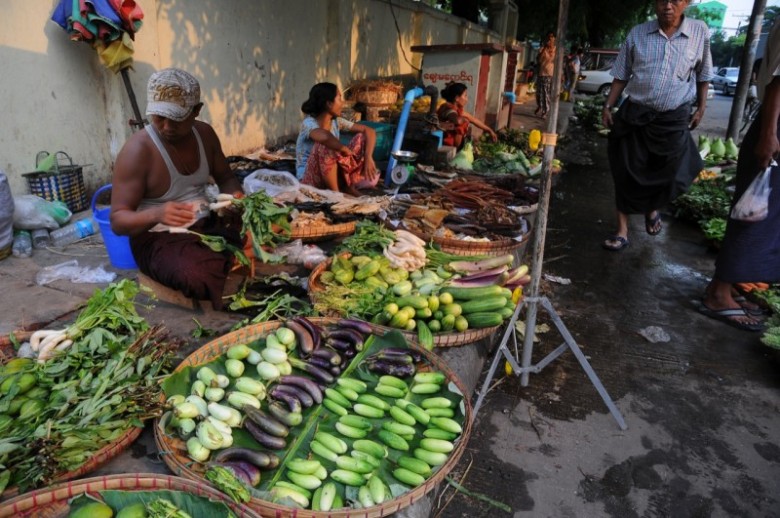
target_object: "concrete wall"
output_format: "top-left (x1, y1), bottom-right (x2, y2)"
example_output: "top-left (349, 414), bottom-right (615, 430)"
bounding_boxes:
top-left (0, 0), bottom-right (502, 198)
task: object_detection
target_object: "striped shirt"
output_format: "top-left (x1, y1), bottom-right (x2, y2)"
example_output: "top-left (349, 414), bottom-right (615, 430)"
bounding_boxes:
top-left (757, 18), bottom-right (780, 101)
top-left (612, 16), bottom-right (713, 112)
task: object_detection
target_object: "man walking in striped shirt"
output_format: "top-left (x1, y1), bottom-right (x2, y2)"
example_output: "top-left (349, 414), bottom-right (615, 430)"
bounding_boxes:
top-left (600, 0), bottom-right (713, 251)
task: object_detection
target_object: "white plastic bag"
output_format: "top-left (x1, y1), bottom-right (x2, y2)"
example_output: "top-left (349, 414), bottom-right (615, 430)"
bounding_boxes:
top-left (243, 169), bottom-right (300, 197)
top-left (13, 195), bottom-right (73, 230)
top-left (730, 160), bottom-right (776, 222)
top-left (35, 260), bottom-right (117, 285)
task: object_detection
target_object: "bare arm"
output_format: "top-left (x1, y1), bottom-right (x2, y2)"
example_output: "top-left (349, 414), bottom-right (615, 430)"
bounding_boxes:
top-left (463, 112), bottom-right (497, 141)
top-left (309, 128), bottom-right (352, 156)
top-left (689, 81), bottom-right (709, 130)
top-left (601, 79), bottom-right (628, 127)
top-left (756, 76), bottom-right (780, 169)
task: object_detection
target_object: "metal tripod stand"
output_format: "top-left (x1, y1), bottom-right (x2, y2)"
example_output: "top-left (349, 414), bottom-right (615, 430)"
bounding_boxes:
top-left (471, 0), bottom-right (626, 431)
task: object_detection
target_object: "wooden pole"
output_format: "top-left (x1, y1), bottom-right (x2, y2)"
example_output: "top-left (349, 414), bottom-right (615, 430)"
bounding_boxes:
top-left (520, 0), bottom-right (569, 386)
top-left (726, 0), bottom-right (766, 141)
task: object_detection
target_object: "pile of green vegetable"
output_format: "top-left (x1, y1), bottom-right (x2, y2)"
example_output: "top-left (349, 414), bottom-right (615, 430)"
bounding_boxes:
top-left (0, 280), bottom-right (173, 495)
top-left (234, 191), bottom-right (292, 263)
top-left (673, 174), bottom-right (734, 244)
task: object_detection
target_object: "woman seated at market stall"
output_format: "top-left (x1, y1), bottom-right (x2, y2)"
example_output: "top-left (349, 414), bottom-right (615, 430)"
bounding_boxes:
top-left (437, 82), bottom-right (498, 150)
top-left (296, 82), bottom-right (380, 195)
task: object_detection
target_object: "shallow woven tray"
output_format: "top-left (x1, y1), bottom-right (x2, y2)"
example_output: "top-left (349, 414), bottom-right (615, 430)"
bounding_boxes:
top-left (0, 332), bottom-right (143, 500)
top-left (154, 320), bottom-right (473, 517)
top-left (0, 473), bottom-right (261, 518)
top-left (308, 255), bottom-right (338, 294)
top-left (432, 228), bottom-right (532, 257)
top-left (368, 322), bottom-right (500, 348)
top-left (291, 220), bottom-right (356, 243)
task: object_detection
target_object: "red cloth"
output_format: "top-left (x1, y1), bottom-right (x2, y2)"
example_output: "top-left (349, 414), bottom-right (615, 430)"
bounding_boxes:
top-left (437, 102), bottom-right (470, 148)
top-left (301, 133), bottom-right (368, 190)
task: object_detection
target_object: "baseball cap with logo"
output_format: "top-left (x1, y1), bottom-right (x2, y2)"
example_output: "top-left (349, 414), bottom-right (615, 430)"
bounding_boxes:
top-left (146, 68), bottom-right (201, 122)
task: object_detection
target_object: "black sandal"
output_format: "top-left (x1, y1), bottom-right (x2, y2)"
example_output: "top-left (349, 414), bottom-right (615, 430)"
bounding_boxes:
top-left (602, 235), bottom-right (630, 251)
top-left (645, 213), bottom-right (662, 235)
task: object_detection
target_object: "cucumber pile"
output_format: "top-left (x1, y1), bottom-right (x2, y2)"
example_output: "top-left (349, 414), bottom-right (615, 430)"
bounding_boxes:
top-left (161, 320), bottom-right (466, 512)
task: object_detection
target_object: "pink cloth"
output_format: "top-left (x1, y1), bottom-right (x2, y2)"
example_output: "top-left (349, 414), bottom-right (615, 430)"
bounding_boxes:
top-left (302, 133), bottom-right (377, 191)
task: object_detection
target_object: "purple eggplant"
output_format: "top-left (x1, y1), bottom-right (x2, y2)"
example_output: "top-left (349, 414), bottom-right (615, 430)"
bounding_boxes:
top-left (336, 318), bottom-right (373, 335)
top-left (285, 319), bottom-right (315, 355)
top-left (308, 355), bottom-right (333, 370)
top-left (326, 328), bottom-right (365, 351)
top-left (367, 360), bottom-right (416, 377)
top-left (367, 350), bottom-right (414, 365)
top-left (288, 357), bottom-right (335, 384)
top-left (212, 448), bottom-right (280, 470)
top-left (381, 347), bottom-right (423, 363)
top-left (267, 402), bottom-right (303, 427)
top-left (330, 365), bottom-right (342, 376)
top-left (293, 316), bottom-right (322, 350)
top-left (244, 419), bottom-right (287, 450)
top-left (269, 389), bottom-right (302, 414)
top-left (342, 347), bottom-right (357, 359)
top-left (326, 338), bottom-right (353, 352)
top-left (279, 375), bottom-right (324, 404)
top-left (272, 384), bottom-right (313, 408)
top-left (244, 406), bottom-right (289, 437)
top-left (312, 347), bottom-right (342, 365)
top-left (216, 461), bottom-right (262, 487)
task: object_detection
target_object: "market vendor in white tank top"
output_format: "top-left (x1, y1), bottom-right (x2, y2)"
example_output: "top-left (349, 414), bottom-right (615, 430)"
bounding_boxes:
top-left (110, 68), bottom-right (245, 309)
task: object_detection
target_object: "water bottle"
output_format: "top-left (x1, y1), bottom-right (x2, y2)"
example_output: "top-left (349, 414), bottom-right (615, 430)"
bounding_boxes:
top-left (12, 230), bottom-right (32, 257)
top-left (50, 218), bottom-right (98, 248)
top-left (31, 228), bottom-right (51, 249)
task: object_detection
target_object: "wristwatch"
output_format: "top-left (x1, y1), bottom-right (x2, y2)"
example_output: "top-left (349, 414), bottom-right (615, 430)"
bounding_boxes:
top-left (603, 104), bottom-right (613, 110)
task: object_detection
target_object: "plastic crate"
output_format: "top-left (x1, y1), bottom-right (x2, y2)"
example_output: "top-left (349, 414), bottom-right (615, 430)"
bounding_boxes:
top-left (339, 121), bottom-right (395, 162)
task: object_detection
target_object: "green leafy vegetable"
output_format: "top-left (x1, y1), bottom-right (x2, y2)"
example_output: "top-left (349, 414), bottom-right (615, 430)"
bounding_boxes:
top-left (206, 465), bottom-right (251, 503)
top-left (700, 217), bottom-right (727, 243)
top-left (190, 231), bottom-right (249, 267)
top-left (336, 221), bottom-right (395, 256)
top-left (191, 318), bottom-right (217, 339)
top-left (234, 191), bottom-right (292, 263)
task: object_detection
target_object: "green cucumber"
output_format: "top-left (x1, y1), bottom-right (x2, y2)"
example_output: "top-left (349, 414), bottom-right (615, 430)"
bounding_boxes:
top-left (420, 438), bottom-right (454, 453)
top-left (335, 421), bottom-right (368, 439)
top-left (423, 428), bottom-right (457, 440)
top-left (352, 439), bottom-right (388, 459)
top-left (335, 455), bottom-right (375, 474)
top-left (414, 447), bottom-right (449, 466)
top-left (331, 469), bottom-right (365, 487)
top-left (393, 467), bottom-right (426, 487)
top-left (398, 456), bottom-right (432, 476)
top-left (351, 449), bottom-right (382, 468)
top-left (389, 405), bottom-right (416, 426)
top-left (421, 397), bottom-right (453, 409)
top-left (337, 377), bottom-right (368, 394)
top-left (430, 416), bottom-right (462, 434)
top-left (310, 440), bottom-right (339, 462)
top-left (339, 414), bottom-right (372, 430)
top-left (315, 431), bottom-right (348, 454)
top-left (378, 429), bottom-right (409, 451)
top-left (411, 382), bottom-right (441, 394)
top-left (426, 407), bottom-right (455, 417)
top-left (275, 481), bottom-right (312, 499)
top-left (378, 375), bottom-right (408, 391)
top-left (464, 312), bottom-right (504, 328)
top-left (322, 397), bottom-right (349, 416)
top-left (382, 421), bottom-right (417, 436)
top-left (414, 372), bottom-right (446, 385)
top-left (286, 471), bottom-right (322, 490)
top-left (324, 388), bottom-right (352, 408)
top-left (353, 403), bottom-right (385, 419)
top-left (356, 393), bottom-right (391, 411)
top-left (335, 385), bottom-right (360, 401)
top-left (375, 385), bottom-right (406, 398)
top-left (286, 458), bottom-right (322, 475)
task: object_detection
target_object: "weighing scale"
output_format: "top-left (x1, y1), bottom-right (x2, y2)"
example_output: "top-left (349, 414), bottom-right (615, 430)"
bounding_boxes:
top-left (389, 150), bottom-right (418, 191)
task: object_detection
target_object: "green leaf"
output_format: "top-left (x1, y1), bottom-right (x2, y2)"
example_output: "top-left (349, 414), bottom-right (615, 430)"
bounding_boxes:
top-left (68, 489), bottom-right (235, 516)
top-left (162, 367), bottom-right (192, 397)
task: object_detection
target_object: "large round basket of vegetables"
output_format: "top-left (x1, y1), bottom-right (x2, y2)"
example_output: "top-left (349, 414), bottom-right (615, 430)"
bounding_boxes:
top-left (155, 318), bottom-right (472, 517)
top-left (0, 473), bottom-right (261, 518)
top-left (0, 281), bottom-right (173, 500)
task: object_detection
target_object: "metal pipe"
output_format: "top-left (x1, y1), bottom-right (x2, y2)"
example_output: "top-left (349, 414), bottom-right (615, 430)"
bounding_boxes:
top-left (385, 86), bottom-right (424, 185)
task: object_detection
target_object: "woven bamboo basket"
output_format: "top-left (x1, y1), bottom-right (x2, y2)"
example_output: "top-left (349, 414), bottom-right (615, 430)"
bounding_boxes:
top-left (154, 320), bottom-right (473, 517)
top-left (0, 332), bottom-right (143, 500)
top-left (368, 322), bottom-right (500, 348)
top-left (0, 473), bottom-right (261, 518)
top-left (432, 228), bottom-right (533, 257)
top-left (291, 220), bottom-right (357, 243)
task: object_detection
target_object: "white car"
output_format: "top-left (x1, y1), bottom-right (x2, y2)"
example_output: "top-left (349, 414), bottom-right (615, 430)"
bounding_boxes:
top-left (711, 67), bottom-right (739, 95)
top-left (577, 68), bottom-right (614, 95)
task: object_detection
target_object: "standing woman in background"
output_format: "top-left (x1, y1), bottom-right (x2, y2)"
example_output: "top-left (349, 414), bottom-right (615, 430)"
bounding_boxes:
top-left (437, 82), bottom-right (497, 150)
top-left (535, 31), bottom-right (557, 119)
top-left (296, 82), bottom-right (379, 195)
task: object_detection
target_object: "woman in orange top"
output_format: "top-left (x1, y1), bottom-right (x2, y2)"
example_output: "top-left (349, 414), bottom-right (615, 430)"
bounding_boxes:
top-left (436, 82), bottom-right (497, 150)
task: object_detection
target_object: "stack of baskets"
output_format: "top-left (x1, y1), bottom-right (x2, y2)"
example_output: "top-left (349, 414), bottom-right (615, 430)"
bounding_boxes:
top-left (348, 80), bottom-right (403, 122)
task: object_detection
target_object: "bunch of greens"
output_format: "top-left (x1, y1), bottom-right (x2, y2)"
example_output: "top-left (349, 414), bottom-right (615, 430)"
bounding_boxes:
top-left (700, 217), bottom-right (727, 243)
top-left (229, 288), bottom-right (311, 330)
top-left (0, 324), bottom-right (174, 493)
top-left (235, 191), bottom-right (292, 263)
top-left (673, 176), bottom-right (733, 223)
top-left (312, 283), bottom-right (389, 320)
top-left (205, 465), bottom-right (250, 503)
top-left (336, 221), bottom-right (395, 256)
top-left (424, 246), bottom-right (491, 269)
top-left (573, 96), bottom-right (605, 128)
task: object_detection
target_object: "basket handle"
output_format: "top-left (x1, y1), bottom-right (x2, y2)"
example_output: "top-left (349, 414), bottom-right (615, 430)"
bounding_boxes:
top-left (54, 151), bottom-right (75, 169)
top-left (34, 151), bottom-right (50, 168)
top-left (91, 184), bottom-right (113, 213)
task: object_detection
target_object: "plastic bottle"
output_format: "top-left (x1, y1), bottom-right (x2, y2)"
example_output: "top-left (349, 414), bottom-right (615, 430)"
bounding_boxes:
top-left (50, 218), bottom-right (98, 248)
top-left (12, 230), bottom-right (32, 257)
top-left (31, 228), bottom-right (51, 249)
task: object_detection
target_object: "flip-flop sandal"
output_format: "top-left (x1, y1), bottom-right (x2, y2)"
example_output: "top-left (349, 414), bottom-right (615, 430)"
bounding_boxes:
top-left (733, 295), bottom-right (767, 316)
top-left (645, 213), bottom-right (662, 235)
top-left (697, 302), bottom-right (763, 332)
top-left (602, 235), bottom-right (630, 251)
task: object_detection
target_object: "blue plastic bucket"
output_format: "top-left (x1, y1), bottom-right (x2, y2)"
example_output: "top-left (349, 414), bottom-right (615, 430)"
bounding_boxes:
top-left (92, 184), bottom-right (137, 269)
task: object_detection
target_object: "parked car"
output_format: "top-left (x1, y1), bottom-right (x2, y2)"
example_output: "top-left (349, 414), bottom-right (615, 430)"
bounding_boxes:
top-left (577, 48), bottom-right (619, 96)
top-left (711, 67), bottom-right (739, 95)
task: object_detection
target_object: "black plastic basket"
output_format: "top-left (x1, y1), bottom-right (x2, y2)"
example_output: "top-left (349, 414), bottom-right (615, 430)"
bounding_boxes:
top-left (23, 151), bottom-right (88, 212)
